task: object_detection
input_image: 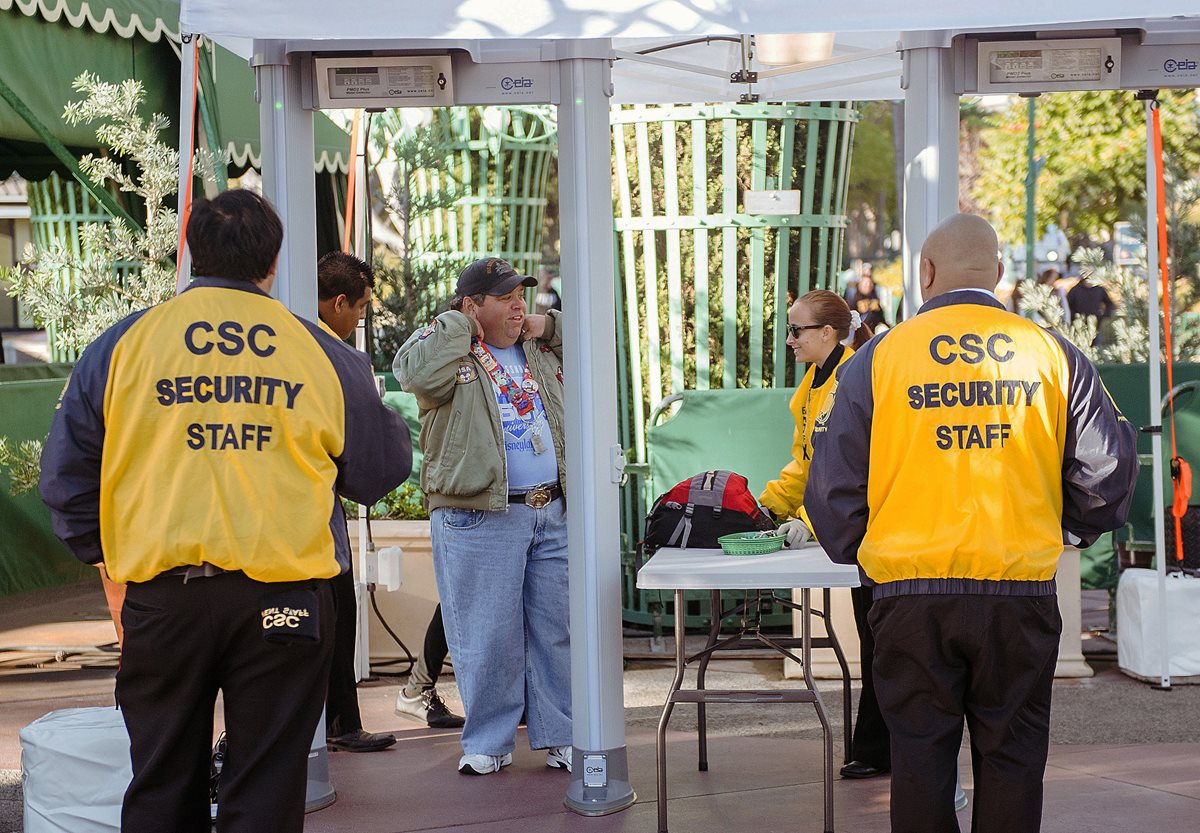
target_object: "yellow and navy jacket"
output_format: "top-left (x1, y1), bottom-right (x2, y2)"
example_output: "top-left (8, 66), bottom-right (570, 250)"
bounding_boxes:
top-left (804, 289), bottom-right (1137, 598)
top-left (759, 343), bottom-right (854, 520)
top-left (40, 277), bottom-right (412, 584)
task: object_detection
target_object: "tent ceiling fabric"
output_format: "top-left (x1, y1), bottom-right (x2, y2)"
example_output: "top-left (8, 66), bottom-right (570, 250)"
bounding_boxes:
top-left (181, 3), bottom-right (1200, 104)
top-left (180, 0), bottom-right (1200, 40)
top-left (611, 34), bottom-right (902, 103)
top-left (0, 1), bottom-right (348, 175)
top-left (0, 0), bottom-right (179, 42)
top-left (0, 9), bottom-right (178, 176)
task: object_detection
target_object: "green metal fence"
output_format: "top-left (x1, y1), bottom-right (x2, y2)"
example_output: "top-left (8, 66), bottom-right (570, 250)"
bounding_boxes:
top-left (611, 101), bottom-right (859, 628)
top-left (416, 106), bottom-right (557, 298)
top-left (26, 172), bottom-right (110, 362)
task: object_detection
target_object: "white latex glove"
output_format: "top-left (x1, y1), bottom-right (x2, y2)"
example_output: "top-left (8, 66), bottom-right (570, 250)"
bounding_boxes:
top-left (778, 519), bottom-right (812, 548)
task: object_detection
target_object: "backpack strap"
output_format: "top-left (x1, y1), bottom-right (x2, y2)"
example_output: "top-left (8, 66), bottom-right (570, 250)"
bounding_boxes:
top-left (686, 470), bottom-right (730, 508)
top-left (667, 514), bottom-right (691, 548)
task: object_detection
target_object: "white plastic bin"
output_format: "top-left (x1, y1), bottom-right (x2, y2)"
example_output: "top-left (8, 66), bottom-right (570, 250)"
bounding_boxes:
top-left (1117, 568), bottom-right (1200, 682)
top-left (20, 707), bottom-right (130, 833)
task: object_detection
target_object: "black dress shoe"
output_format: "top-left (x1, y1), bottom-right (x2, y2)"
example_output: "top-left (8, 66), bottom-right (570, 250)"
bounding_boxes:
top-left (327, 729), bottom-right (396, 753)
top-left (840, 760), bottom-right (890, 779)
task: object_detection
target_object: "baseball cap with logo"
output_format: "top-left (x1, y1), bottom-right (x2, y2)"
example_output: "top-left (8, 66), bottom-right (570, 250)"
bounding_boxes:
top-left (455, 258), bottom-right (537, 298)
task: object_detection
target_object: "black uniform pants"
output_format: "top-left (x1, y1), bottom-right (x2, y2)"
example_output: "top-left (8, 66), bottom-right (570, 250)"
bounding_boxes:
top-left (849, 584), bottom-right (890, 768)
top-left (116, 571), bottom-right (334, 833)
top-left (326, 566), bottom-right (362, 737)
top-left (869, 594), bottom-right (1061, 833)
top-left (408, 604), bottom-right (450, 690)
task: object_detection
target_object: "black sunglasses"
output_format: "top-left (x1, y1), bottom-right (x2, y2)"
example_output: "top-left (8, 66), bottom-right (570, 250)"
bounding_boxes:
top-left (786, 323), bottom-right (827, 338)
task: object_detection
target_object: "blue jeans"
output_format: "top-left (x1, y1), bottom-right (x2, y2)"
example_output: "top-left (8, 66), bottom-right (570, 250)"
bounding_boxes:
top-left (431, 499), bottom-right (571, 756)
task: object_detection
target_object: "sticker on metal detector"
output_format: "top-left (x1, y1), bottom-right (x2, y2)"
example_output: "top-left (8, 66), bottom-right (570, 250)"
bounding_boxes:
top-left (583, 754), bottom-right (607, 788)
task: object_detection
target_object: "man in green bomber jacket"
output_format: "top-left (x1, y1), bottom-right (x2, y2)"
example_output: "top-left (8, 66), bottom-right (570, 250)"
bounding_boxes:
top-left (394, 257), bottom-right (572, 777)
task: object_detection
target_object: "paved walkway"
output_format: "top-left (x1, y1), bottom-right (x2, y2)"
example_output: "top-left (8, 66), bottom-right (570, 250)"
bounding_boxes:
top-left (2, 580), bottom-right (1198, 832)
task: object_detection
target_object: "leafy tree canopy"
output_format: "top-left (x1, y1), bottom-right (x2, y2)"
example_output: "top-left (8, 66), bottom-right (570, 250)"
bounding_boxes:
top-left (974, 90), bottom-right (1200, 245)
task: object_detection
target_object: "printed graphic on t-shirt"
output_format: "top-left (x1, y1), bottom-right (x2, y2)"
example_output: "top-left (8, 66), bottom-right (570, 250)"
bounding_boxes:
top-left (485, 343), bottom-right (559, 489)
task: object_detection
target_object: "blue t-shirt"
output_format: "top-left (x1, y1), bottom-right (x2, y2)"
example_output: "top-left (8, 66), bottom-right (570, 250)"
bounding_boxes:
top-left (484, 342), bottom-right (560, 490)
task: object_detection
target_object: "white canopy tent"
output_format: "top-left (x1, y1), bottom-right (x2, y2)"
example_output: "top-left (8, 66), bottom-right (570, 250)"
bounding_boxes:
top-left (178, 0), bottom-right (1200, 817)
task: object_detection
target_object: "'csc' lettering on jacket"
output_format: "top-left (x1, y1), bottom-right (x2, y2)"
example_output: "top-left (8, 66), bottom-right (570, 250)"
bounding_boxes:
top-left (40, 277), bottom-right (412, 584)
top-left (804, 290), bottom-right (1137, 597)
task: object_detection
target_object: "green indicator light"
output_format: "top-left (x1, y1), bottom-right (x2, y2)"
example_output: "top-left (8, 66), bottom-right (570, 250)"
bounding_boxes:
top-left (576, 97), bottom-right (583, 105)
top-left (275, 101), bottom-right (284, 110)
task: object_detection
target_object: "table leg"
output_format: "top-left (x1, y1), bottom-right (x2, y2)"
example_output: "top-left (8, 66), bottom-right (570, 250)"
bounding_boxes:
top-left (823, 587), bottom-right (854, 764)
top-left (803, 588), bottom-right (835, 833)
top-left (656, 589), bottom-right (688, 833)
top-left (695, 589), bottom-right (722, 772)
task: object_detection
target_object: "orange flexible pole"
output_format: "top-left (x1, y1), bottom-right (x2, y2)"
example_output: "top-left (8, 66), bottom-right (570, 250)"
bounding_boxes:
top-left (1152, 104), bottom-right (1189, 561)
top-left (342, 110), bottom-right (362, 253)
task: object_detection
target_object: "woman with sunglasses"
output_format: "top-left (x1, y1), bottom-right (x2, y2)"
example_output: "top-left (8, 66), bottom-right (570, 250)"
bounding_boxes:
top-left (758, 288), bottom-right (888, 781)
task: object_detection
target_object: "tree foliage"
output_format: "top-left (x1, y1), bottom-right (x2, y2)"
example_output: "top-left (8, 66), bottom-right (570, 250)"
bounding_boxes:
top-left (0, 73), bottom-right (216, 494)
top-left (367, 113), bottom-right (469, 371)
top-left (1019, 247), bottom-right (1200, 364)
top-left (0, 437), bottom-right (42, 495)
top-left (2, 73), bottom-right (219, 353)
top-left (845, 102), bottom-right (896, 220)
top-left (974, 90), bottom-right (1200, 244)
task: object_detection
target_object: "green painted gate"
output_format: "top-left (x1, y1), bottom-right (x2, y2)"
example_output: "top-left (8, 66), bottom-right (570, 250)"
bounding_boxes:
top-left (415, 106), bottom-right (556, 301)
top-left (26, 171), bottom-right (111, 362)
top-left (611, 101), bottom-right (859, 628)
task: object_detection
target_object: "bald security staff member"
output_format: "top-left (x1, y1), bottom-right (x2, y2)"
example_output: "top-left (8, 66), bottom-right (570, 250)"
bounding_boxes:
top-left (805, 214), bottom-right (1137, 833)
top-left (40, 190), bottom-right (412, 833)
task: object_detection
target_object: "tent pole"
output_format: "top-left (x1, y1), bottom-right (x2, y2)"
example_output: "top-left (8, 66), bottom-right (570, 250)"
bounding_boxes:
top-left (1143, 97), bottom-right (1170, 690)
top-left (175, 33), bottom-right (199, 292)
top-left (349, 111), bottom-right (373, 683)
top-left (251, 38), bottom-right (334, 811)
top-left (899, 32), bottom-right (958, 319)
top-left (195, 43), bottom-right (227, 195)
top-left (556, 44), bottom-right (637, 817)
top-left (253, 39), bottom-right (318, 322)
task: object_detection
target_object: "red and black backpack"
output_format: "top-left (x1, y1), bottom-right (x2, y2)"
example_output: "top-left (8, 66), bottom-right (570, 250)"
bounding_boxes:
top-left (643, 470), bottom-right (776, 552)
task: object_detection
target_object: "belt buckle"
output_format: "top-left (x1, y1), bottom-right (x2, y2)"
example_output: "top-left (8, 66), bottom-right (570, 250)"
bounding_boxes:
top-left (525, 486), bottom-right (551, 508)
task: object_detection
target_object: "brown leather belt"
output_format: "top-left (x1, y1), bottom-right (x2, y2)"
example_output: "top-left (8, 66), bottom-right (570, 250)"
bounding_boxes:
top-left (508, 483), bottom-right (563, 508)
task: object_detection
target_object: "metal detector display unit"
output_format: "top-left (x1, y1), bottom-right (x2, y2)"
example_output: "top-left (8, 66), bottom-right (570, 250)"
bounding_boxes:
top-left (312, 55), bottom-right (455, 108)
top-left (966, 37), bottom-right (1122, 94)
top-left (956, 31), bottom-right (1200, 94)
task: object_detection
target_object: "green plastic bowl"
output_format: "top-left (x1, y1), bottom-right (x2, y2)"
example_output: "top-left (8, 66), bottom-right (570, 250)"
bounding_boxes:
top-left (717, 531), bottom-right (785, 556)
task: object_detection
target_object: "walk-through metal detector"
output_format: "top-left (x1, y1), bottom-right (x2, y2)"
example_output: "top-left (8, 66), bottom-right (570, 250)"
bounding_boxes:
top-left (251, 36), bottom-right (635, 815)
top-left (901, 22), bottom-right (1200, 689)
top-left (231, 19), bottom-right (1199, 815)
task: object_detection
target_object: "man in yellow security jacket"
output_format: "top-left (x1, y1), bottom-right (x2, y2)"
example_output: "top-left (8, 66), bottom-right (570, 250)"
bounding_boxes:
top-left (805, 214), bottom-right (1137, 833)
top-left (40, 190), bottom-right (411, 833)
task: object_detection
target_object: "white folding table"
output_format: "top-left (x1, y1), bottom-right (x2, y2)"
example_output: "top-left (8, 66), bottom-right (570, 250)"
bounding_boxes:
top-left (636, 544), bottom-right (861, 833)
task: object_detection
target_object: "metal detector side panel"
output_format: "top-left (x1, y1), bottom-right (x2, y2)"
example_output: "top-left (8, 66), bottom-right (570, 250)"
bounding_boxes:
top-left (1121, 42), bottom-right (1200, 89)
top-left (450, 55), bottom-right (556, 105)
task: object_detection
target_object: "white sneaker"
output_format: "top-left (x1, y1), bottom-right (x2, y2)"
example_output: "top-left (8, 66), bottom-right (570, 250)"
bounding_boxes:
top-left (546, 745), bottom-right (572, 772)
top-left (458, 752), bottom-right (512, 775)
top-left (395, 686), bottom-right (465, 728)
